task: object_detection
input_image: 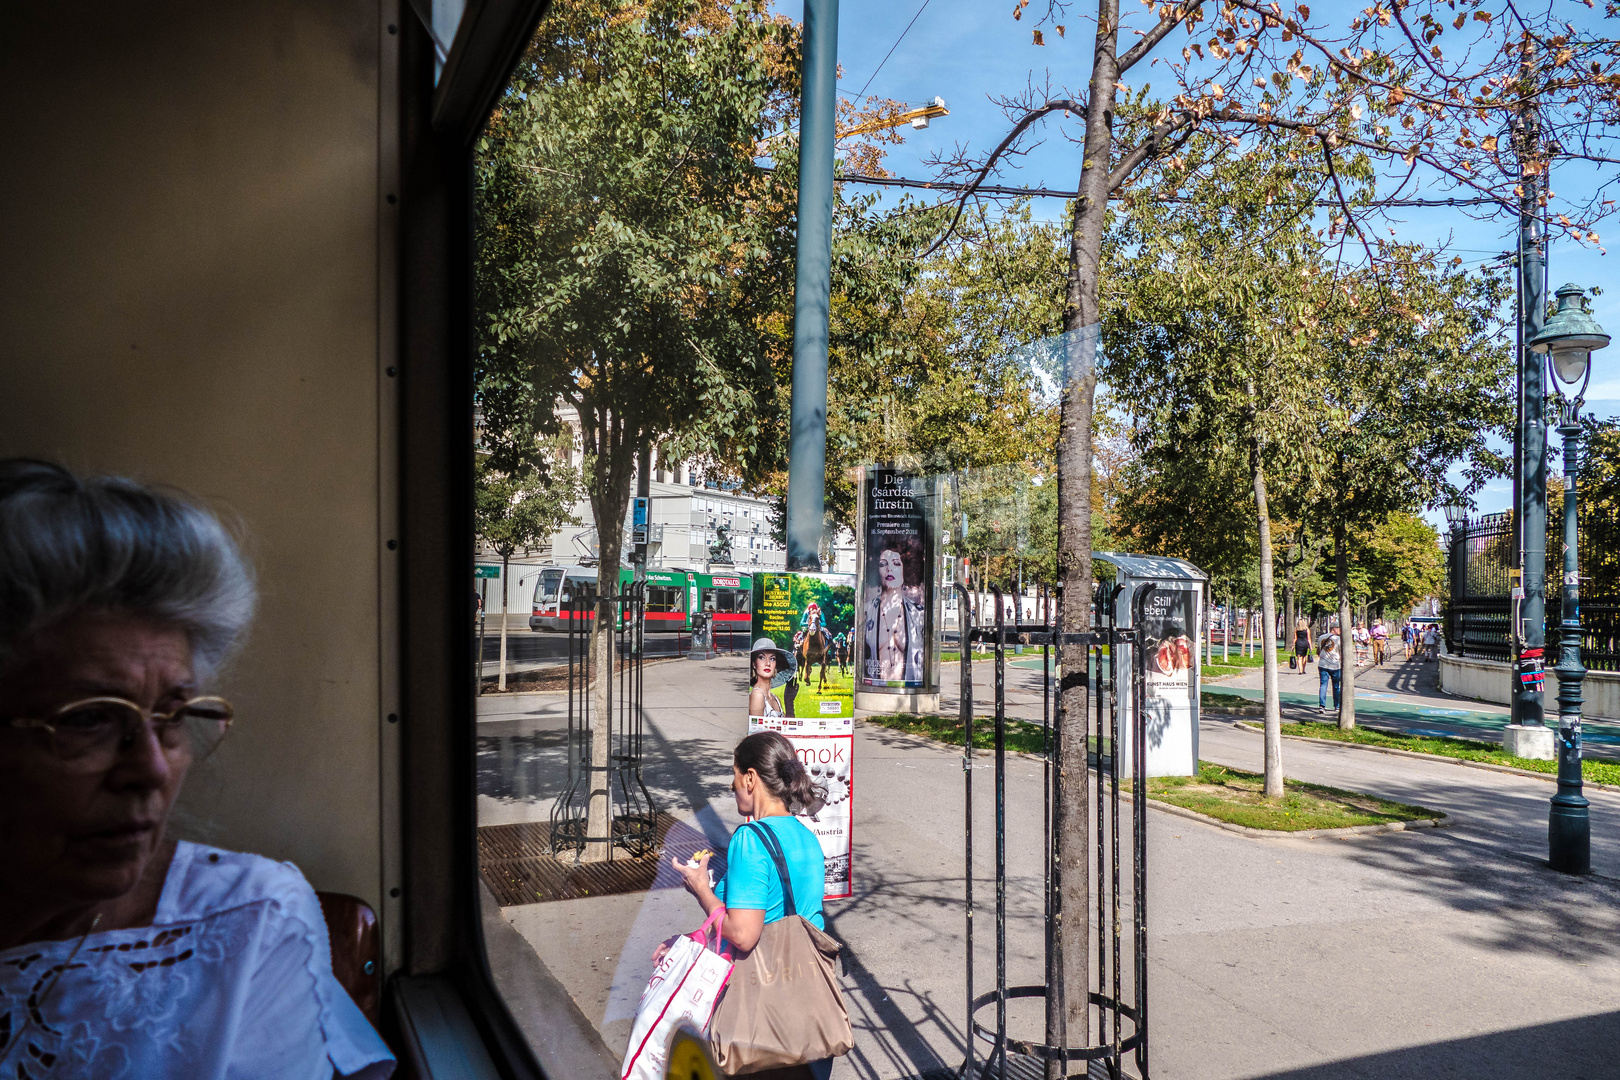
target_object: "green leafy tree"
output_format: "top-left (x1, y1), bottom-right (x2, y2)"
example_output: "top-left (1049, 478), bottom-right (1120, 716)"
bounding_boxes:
top-left (1105, 141), bottom-right (1335, 798)
top-left (1359, 511), bottom-right (1445, 616)
top-left (935, 4), bottom-right (1620, 1048)
top-left (474, 439), bottom-right (583, 690)
top-left (477, 0), bottom-right (796, 858)
top-left (1302, 252), bottom-right (1512, 728)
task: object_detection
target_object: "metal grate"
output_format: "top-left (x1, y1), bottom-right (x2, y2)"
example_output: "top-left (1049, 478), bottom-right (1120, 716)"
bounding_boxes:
top-left (478, 813), bottom-right (728, 907)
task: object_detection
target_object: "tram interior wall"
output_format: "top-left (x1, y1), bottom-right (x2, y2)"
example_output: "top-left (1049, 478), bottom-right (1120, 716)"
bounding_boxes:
top-left (1, 1), bottom-right (394, 930)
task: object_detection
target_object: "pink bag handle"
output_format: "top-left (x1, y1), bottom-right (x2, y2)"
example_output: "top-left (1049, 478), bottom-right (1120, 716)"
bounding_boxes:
top-left (689, 906), bottom-right (726, 951)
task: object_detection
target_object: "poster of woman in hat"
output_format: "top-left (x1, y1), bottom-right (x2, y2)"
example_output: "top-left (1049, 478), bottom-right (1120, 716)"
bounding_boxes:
top-left (747, 637), bottom-right (793, 719)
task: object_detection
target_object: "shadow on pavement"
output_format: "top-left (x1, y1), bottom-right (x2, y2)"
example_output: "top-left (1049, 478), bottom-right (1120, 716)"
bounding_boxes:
top-left (1243, 1010), bottom-right (1620, 1080)
top-left (1336, 829), bottom-right (1620, 963)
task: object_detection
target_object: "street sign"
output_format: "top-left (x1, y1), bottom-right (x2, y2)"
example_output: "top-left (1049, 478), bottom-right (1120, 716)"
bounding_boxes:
top-left (474, 565), bottom-right (500, 579)
top-left (632, 496), bottom-right (650, 545)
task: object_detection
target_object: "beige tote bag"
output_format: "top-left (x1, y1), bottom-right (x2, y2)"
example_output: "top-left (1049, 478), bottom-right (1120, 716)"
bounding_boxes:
top-left (707, 823), bottom-right (853, 1075)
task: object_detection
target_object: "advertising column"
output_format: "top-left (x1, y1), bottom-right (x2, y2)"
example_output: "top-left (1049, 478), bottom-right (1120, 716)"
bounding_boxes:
top-left (854, 467), bottom-right (942, 712)
top-left (749, 571), bottom-right (856, 899)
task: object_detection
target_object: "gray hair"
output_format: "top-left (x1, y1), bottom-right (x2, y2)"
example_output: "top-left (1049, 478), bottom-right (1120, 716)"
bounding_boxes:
top-left (0, 460), bottom-right (257, 683)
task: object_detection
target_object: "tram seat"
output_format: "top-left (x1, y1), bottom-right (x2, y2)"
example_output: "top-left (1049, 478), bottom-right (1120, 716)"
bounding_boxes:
top-left (317, 891), bottom-right (383, 1030)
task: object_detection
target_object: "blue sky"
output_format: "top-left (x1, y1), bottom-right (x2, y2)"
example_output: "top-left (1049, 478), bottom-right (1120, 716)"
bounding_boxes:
top-left (806, 0), bottom-right (1619, 524)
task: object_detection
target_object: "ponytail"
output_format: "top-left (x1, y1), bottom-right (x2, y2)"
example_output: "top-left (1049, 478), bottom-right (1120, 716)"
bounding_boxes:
top-left (734, 731), bottom-right (827, 818)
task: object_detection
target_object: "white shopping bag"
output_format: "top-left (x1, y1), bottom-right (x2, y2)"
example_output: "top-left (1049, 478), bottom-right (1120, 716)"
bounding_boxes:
top-left (620, 907), bottom-right (733, 1080)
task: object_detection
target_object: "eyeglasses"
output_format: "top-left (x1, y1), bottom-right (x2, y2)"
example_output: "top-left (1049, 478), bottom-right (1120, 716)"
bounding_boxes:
top-left (2, 696), bottom-right (234, 773)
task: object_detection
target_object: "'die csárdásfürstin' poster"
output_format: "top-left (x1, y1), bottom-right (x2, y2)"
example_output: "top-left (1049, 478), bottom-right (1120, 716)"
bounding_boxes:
top-left (858, 468), bottom-right (938, 691)
top-left (749, 571), bottom-right (856, 899)
top-left (1139, 586), bottom-right (1199, 777)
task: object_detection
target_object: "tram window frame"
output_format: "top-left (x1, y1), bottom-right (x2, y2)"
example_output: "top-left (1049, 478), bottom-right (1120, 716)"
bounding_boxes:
top-left (715, 588), bottom-right (737, 613)
top-left (392, 2), bottom-right (569, 1078)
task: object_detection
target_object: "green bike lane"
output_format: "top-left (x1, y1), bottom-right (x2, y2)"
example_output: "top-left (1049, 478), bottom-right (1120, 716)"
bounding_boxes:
top-left (1213, 657), bottom-right (1620, 760)
top-left (964, 648), bottom-right (1620, 759)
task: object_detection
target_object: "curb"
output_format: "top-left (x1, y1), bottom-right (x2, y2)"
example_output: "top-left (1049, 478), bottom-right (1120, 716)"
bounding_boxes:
top-left (1202, 705), bottom-right (1265, 716)
top-left (1125, 790), bottom-right (1449, 839)
top-left (1227, 720), bottom-right (1620, 794)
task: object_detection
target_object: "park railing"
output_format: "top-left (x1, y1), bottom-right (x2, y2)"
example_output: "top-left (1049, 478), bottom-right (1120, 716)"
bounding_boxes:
top-left (1446, 505), bottom-right (1620, 672)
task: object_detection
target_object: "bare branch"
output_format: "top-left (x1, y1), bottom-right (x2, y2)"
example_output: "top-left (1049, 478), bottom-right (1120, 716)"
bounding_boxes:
top-left (920, 98), bottom-right (1085, 258)
top-left (1108, 110), bottom-right (1197, 191)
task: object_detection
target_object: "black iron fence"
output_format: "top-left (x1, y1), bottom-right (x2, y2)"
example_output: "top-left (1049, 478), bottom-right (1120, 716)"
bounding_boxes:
top-left (1446, 502), bottom-right (1620, 672)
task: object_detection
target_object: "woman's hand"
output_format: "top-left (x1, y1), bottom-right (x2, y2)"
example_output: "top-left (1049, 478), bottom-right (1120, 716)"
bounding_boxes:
top-left (651, 935), bottom-right (679, 964)
top-left (672, 852), bottom-right (712, 897)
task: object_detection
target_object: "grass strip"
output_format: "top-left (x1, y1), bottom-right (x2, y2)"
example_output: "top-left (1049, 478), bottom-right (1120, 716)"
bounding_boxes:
top-left (865, 716), bottom-right (1433, 831)
top-left (1202, 691), bottom-right (1259, 709)
top-left (1243, 719), bottom-right (1620, 787)
top-left (1137, 761), bottom-right (1442, 832)
top-left (863, 712), bottom-right (1062, 755)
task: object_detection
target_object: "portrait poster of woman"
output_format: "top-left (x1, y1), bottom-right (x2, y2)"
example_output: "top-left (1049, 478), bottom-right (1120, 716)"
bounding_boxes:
top-left (859, 468), bottom-right (939, 691)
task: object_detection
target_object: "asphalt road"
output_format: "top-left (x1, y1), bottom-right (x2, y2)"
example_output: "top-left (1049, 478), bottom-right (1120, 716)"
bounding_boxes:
top-left (476, 626), bottom-right (754, 664)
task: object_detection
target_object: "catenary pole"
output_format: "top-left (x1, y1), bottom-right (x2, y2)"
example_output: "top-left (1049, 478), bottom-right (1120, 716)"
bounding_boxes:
top-left (785, 0), bottom-right (838, 571)
top-left (1512, 100), bottom-right (1548, 728)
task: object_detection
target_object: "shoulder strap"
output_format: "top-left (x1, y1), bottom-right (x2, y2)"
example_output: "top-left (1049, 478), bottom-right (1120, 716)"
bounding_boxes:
top-left (745, 821), bottom-right (797, 918)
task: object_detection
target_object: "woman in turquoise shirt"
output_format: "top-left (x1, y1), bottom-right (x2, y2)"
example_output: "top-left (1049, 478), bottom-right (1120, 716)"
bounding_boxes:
top-left (672, 731), bottom-right (829, 1076)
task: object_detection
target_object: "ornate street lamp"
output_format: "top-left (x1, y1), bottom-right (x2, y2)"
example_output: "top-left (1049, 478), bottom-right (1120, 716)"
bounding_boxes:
top-left (1529, 282), bottom-right (1610, 875)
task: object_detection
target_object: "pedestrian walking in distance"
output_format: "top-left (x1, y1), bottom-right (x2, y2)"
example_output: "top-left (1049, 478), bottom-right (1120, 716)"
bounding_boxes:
top-left (1318, 629), bottom-right (1343, 712)
top-left (1422, 623), bottom-right (1440, 662)
top-left (1293, 618), bottom-right (1312, 674)
top-left (1370, 617), bottom-right (1389, 667)
top-left (1401, 621), bottom-right (1415, 660)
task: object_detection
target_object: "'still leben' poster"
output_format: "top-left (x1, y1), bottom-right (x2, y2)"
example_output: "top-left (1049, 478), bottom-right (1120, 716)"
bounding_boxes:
top-left (1139, 586), bottom-right (1199, 777)
top-left (748, 571), bottom-right (856, 899)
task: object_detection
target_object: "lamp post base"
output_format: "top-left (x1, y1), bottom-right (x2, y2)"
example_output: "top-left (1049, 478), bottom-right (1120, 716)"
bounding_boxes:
top-left (1549, 796), bottom-right (1591, 875)
top-left (1504, 724), bottom-right (1556, 760)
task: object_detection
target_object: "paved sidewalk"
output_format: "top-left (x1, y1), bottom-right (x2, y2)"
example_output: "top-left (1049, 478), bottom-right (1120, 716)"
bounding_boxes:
top-left (477, 656), bottom-right (1620, 1080)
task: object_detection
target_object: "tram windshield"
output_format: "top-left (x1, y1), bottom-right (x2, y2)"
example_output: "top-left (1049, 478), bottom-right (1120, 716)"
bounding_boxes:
top-left (537, 568), bottom-right (565, 603)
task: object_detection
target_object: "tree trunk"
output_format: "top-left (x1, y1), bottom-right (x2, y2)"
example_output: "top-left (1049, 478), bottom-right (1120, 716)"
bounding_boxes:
top-left (1224, 589), bottom-right (1232, 661)
top-left (498, 552), bottom-right (511, 692)
top-left (1248, 422), bottom-right (1284, 799)
top-left (1337, 519), bottom-right (1356, 731)
top-left (583, 412), bottom-right (636, 863)
top-left (1049, 0), bottom-right (1130, 1060)
top-left (1284, 585), bottom-right (1296, 652)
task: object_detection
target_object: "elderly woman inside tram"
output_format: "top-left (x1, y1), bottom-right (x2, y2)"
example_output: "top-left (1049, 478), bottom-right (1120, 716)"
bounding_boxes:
top-left (0, 459), bottom-right (394, 1079)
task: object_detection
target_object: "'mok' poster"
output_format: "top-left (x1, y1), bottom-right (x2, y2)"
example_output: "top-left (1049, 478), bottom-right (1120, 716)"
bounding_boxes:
top-left (747, 714), bottom-right (853, 900)
top-left (748, 571), bottom-right (856, 899)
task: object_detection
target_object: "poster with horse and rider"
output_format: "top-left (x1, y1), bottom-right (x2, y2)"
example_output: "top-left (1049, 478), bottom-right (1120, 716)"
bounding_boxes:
top-left (748, 571), bottom-right (856, 721)
top-left (748, 570), bottom-right (857, 899)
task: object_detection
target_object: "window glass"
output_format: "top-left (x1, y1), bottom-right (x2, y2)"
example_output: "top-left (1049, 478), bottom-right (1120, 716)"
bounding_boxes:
top-left (716, 589), bottom-right (736, 613)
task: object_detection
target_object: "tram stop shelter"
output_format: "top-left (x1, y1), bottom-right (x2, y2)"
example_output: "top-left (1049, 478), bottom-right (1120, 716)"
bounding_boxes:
top-left (1096, 552), bottom-right (1209, 777)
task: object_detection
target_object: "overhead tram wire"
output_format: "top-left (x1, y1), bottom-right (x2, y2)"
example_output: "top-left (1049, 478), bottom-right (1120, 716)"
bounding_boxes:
top-left (825, 170), bottom-right (1499, 208)
top-left (851, 0), bottom-right (934, 102)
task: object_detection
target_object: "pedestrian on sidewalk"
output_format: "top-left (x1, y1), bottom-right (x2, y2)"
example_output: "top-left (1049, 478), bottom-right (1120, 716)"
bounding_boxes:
top-left (1421, 623), bottom-right (1439, 661)
top-left (1401, 621), bottom-right (1415, 660)
top-left (1292, 618), bottom-right (1312, 674)
top-left (1370, 618), bottom-right (1388, 666)
top-left (1351, 622), bottom-right (1370, 667)
top-left (1318, 629), bottom-right (1343, 712)
top-left (665, 732), bottom-right (842, 1079)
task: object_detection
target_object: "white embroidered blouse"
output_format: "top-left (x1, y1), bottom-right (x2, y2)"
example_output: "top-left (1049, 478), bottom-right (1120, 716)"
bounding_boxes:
top-left (0, 841), bottom-right (395, 1080)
